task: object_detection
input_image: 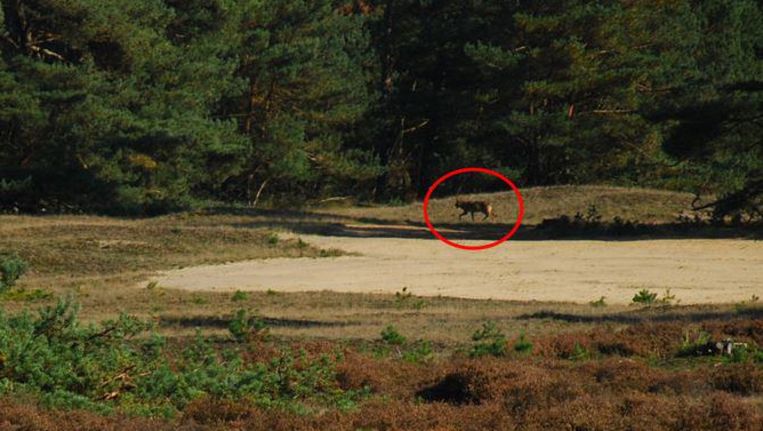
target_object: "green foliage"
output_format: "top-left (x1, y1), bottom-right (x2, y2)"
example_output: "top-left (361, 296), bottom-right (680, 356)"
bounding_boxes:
top-left (228, 309), bottom-right (267, 342)
top-left (654, 1), bottom-right (763, 216)
top-left (0, 254), bottom-right (28, 292)
top-left (470, 321), bottom-right (507, 358)
top-left (589, 296), bottom-right (607, 308)
top-left (376, 325), bottom-right (432, 363)
top-left (632, 289), bottom-right (658, 305)
top-left (1, 0), bottom-right (760, 211)
top-left (402, 340), bottom-right (433, 363)
top-left (231, 290), bottom-right (249, 302)
top-left (570, 342), bottom-right (590, 361)
top-left (380, 325), bottom-right (406, 346)
top-left (226, 0), bottom-right (380, 205)
top-left (513, 332), bottom-right (533, 355)
top-left (631, 288), bottom-right (678, 306)
top-left (754, 349), bottom-right (763, 364)
top-left (724, 345), bottom-right (754, 364)
top-left (0, 0), bottom-right (378, 213)
top-left (0, 300), bottom-right (359, 415)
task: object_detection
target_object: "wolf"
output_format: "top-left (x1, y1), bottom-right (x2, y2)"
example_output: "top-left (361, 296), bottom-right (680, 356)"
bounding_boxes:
top-left (455, 199), bottom-right (496, 221)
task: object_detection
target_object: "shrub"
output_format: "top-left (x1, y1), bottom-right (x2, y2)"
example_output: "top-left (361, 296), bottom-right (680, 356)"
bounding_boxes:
top-left (470, 321), bottom-right (507, 357)
top-left (402, 340), bottom-right (433, 363)
top-left (570, 342), bottom-right (590, 361)
top-left (659, 288), bottom-right (678, 305)
top-left (380, 325), bottom-right (406, 345)
top-left (0, 299), bottom-right (360, 417)
top-left (228, 309), bottom-right (268, 342)
top-left (0, 254), bottom-right (28, 292)
top-left (632, 289), bottom-right (658, 305)
top-left (231, 290), bottom-right (249, 302)
top-left (513, 332), bottom-right (533, 355)
top-left (589, 296), bottom-right (607, 307)
top-left (725, 344), bottom-right (754, 364)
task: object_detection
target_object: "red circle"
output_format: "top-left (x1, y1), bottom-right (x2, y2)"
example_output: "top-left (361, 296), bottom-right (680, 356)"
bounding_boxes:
top-left (423, 167), bottom-right (525, 250)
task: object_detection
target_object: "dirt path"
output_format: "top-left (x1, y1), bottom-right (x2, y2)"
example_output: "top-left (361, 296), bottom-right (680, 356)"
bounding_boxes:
top-left (154, 225), bottom-right (762, 304)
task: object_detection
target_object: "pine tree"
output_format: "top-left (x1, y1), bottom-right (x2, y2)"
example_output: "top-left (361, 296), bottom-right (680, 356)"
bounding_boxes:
top-left (656, 0), bottom-right (763, 219)
top-left (225, 0), bottom-right (380, 206)
top-left (0, 0), bottom-right (246, 214)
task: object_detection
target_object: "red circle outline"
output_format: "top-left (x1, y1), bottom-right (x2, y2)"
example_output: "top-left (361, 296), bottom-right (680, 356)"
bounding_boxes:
top-left (422, 167), bottom-right (525, 250)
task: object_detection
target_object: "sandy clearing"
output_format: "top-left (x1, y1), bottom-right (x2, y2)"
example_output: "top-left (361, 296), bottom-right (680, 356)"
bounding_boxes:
top-left (153, 226), bottom-right (762, 304)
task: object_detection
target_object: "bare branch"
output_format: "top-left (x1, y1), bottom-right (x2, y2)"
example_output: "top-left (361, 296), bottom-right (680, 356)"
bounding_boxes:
top-left (402, 119), bottom-right (429, 134)
top-left (29, 44), bottom-right (66, 61)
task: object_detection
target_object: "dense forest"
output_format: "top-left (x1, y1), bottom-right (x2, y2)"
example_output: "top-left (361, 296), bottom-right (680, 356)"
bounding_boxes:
top-left (0, 0), bottom-right (761, 215)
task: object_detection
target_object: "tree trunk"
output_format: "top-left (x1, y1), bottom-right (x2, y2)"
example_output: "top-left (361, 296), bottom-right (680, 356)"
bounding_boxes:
top-left (251, 178), bottom-right (270, 208)
top-left (374, 0), bottom-right (397, 201)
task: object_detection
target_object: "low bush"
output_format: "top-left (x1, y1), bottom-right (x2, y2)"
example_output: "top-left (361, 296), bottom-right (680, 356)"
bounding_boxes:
top-left (231, 290), bottom-right (248, 302)
top-left (402, 340), bottom-right (433, 363)
top-left (0, 300), bottom-right (362, 416)
top-left (380, 325), bottom-right (406, 346)
top-left (228, 309), bottom-right (268, 342)
top-left (0, 253), bottom-right (28, 292)
top-left (469, 321), bottom-right (507, 357)
top-left (632, 288), bottom-right (658, 305)
top-left (589, 296), bottom-right (607, 307)
top-left (512, 332), bottom-right (533, 355)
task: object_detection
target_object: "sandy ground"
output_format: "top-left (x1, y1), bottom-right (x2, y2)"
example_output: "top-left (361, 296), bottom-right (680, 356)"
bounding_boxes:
top-left (154, 225), bottom-right (763, 305)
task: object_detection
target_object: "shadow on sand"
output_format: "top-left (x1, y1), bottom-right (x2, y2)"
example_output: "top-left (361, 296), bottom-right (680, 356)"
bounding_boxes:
top-left (206, 206), bottom-right (762, 242)
top-left (517, 307), bottom-right (763, 324)
top-left (159, 314), bottom-right (355, 329)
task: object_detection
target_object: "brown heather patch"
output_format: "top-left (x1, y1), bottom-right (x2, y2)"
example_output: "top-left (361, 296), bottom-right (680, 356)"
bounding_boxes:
top-left (0, 399), bottom-right (171, 431)
top-left (704, 319), bottom-right (763, 346)
top-left (335, 350), bottom-right (423, 397)
top-left (531, 317), bottom-right (762, 361)
top-left (0, 353), bottom-right (762, 431)
top-left (710, 364), bottom-right (763, 396)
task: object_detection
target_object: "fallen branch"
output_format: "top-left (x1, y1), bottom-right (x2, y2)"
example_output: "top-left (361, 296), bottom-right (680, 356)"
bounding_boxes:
top-left (317, 196), bottom-right (352, 204)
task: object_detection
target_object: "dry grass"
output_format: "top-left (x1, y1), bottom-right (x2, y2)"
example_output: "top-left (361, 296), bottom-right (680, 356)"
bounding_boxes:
top-left (319, 185), bottom-right (697, 226)
top-left (0, 213), bottom-right (339, 321)
top-left (0, 185), bottom-right (755, 341)
top-left (1, 186), bottom-right (762, 428)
